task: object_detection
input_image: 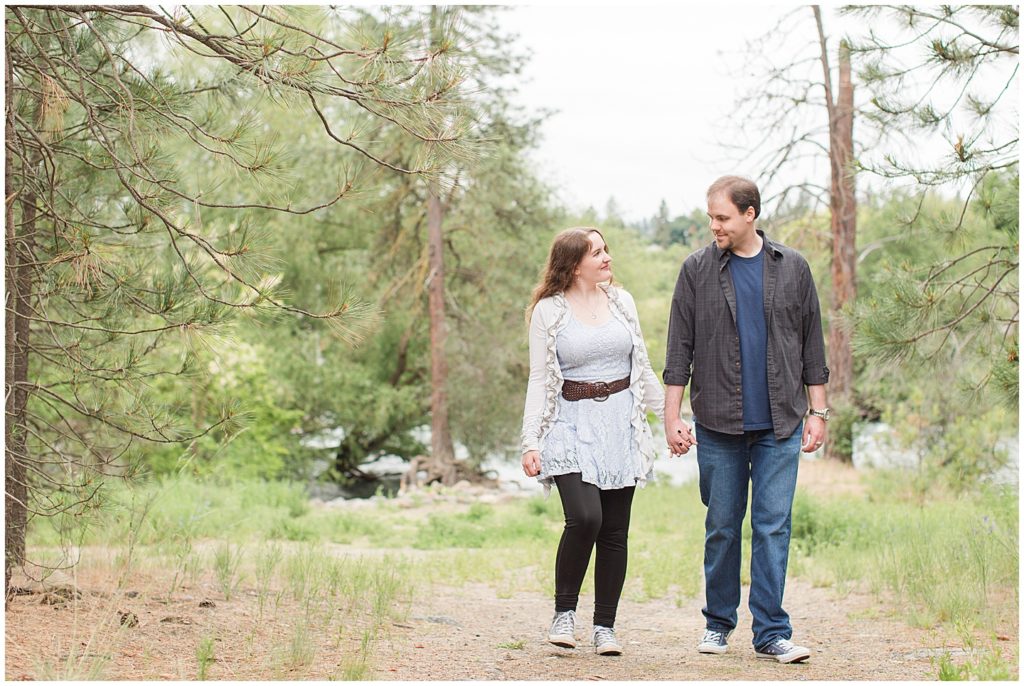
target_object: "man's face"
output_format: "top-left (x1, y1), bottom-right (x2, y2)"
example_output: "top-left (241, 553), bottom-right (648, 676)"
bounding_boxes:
top-left (706, 191), bottom-right (756, 251)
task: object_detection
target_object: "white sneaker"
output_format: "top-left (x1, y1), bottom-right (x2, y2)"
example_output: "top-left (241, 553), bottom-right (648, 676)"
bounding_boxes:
top-left (755, 637), bottom-right (811, 663)
top-left (548, 610), bottom-right (577, 648)
top-left (592, 625), bottom-right (622, 656)
top-left (697, 628), bottom-right (732, 654)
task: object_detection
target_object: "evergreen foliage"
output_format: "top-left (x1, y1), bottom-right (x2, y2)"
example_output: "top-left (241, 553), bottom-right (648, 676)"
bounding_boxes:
top-left (4, 5), bottom-right (478, 580)
top-left (842, 5), bottom-right (1019, 406)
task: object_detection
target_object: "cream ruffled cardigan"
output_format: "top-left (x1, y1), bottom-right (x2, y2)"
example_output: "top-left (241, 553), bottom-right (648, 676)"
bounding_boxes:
top-left (521, 284), bottom-right (666, 492)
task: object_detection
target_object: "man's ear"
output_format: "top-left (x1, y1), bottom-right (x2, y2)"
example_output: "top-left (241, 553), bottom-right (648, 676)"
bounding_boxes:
top-left (746, 206), bottom-right (756, 223)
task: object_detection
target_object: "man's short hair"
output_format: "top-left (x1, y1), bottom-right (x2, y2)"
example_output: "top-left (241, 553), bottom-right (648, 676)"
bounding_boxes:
top-left (707, 176), bottom-right (761, 219)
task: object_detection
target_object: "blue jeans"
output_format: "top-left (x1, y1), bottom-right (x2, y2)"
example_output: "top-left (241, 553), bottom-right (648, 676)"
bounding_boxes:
top-left (695, 422), bottom-right (802, 649)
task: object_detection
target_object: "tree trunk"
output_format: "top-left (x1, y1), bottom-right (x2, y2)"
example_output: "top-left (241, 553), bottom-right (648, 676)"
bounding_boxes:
top-left (825, 42), bottom-right (856, 462)
top-left (5, 43), bottom-right (31, 594)
top-left (828, 41), bottom-right (856, 396)
top-left (425, 6), bottom-right (457, 482)
top-left (815, 8), bottom-right (857, 463)
top-left (426, 182), bottom-right (456, 479)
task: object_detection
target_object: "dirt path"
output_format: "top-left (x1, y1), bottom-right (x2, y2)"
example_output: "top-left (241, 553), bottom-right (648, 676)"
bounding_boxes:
top-left (370, 461), bottom-right (960, 681)
top-left (373, 577), bottom-right (952, 680)
top-left (4, 462), bottom-right (1005, 680)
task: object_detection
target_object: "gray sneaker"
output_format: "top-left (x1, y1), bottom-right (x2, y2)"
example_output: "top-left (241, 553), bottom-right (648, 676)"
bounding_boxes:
top-left (697, 628), bottom-right (732, 654)
top-left (548, 610), bottom-right (577, 648)
top-left (592, 625), bottom-right (622, 655)
top-left (755, 637), bottom-right (811, 663)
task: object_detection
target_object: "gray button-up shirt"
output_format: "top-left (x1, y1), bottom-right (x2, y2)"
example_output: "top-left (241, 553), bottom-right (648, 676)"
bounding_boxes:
top-left (663, 230), bottom-right (830, 441)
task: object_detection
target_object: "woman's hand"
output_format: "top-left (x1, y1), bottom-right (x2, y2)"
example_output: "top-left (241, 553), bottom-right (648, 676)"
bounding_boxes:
top-left (665, 417), bottom-right (697, 455)
top-left (522, 450), bottom-right (542, 477)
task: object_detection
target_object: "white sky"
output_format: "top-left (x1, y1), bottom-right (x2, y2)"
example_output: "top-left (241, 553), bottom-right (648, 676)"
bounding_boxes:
top-left (497, 4), bottom-right (1017, 223)
top-left (500, 4), bottom-right (819, 222)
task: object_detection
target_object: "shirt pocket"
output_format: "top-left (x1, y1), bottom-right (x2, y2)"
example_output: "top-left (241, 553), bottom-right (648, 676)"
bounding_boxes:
top-left (695, 290), bottom-right (728, 339)
top-left (772, 283), bottom-right (803, 330)
top-left (695, 310), bottom-right (720, 339)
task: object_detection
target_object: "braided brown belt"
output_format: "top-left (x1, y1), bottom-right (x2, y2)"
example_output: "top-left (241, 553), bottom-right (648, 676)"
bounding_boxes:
top-left (561, 376), bottom-right (631, 402)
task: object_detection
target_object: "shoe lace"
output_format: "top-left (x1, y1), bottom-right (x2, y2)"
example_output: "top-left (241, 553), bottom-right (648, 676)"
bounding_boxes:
top-left (702, 629), bottom-right (726, 643)
top-left (593, 625), bottom-right (616, 645)
top-left (551, 610), bottom-right (576, 635)
top-left (772, 638), bottom-right (795, 651)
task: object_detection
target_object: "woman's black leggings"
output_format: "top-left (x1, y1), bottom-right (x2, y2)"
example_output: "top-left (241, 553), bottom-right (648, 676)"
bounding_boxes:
top-left (553, 472), bottom-right (635, 628)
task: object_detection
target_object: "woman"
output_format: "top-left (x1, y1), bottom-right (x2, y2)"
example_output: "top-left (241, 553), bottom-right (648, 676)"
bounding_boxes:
top-left (521, 227), bottom-right (665, 656)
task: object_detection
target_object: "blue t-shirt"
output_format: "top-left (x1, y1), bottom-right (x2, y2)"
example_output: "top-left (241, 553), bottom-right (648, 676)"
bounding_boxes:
top-left (729, 247), bottom-right (773, 431)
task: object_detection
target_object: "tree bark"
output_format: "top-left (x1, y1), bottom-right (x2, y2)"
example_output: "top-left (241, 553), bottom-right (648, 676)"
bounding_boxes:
top-left (5, 40), bottom-right (31, 593)
top-left (828, 41), bottom-right (856, 404)
top-left (815, 6), bottom-right (857, 462)
top-left (426, 181), bottom-right (456, 479)
top-left (424, 6), bottom-right (457, 482)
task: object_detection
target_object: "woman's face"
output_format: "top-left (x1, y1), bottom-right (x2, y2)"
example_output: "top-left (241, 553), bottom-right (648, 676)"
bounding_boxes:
top-left (574, 232), bottom-right (612, 285)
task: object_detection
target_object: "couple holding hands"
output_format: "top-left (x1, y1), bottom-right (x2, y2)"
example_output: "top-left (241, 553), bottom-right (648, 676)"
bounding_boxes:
top-left (520, 176), bottom-right (830, 664)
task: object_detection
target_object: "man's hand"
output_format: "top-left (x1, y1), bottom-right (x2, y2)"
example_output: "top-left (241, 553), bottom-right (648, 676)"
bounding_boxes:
top-left (801, 416), bottom-right (827, 453)
top-left (665, 417), bottom-right (697, 455)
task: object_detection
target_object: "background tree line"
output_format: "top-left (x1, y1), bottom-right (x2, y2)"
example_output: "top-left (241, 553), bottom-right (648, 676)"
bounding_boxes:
top-left (5, 4), bottom-right (1018, 594)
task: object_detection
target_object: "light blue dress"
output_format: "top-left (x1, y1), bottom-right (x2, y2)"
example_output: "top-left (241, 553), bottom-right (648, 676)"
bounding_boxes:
top-left (540, 313), bottom-right (643, 489)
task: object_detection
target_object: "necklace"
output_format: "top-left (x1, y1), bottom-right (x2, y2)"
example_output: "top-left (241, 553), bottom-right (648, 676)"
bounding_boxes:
top-left (568, 291), bottom-right (602, 320)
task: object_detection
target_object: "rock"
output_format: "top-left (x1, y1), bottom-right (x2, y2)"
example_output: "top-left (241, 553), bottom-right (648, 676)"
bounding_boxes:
top-left (199, 600), bottom-right (216, 608)
top-left (424, 615), bottom-right (460, 626)
top-left (39, 595), bottom-right (59, 606)
top-left (160, 616), bottom-right (192, 625)
top-left (119, 611), bottom-right (139, 627)
top-left (904, 647), bottom-right (978, 660)
top-left (48, 584), bottom-right (81, 600)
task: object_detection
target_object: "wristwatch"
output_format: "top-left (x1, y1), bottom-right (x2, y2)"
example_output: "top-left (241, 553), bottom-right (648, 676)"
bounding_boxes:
top-left (808, 407), bottom-right (831, 422)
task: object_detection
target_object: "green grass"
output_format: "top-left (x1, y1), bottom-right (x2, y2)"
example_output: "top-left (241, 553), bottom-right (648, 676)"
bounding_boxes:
top-left (29, 474), bottom-right (1015, 636)
top-left (195, 636), bottom-right (215, 680)
top-left (787, 484), bottom-right (1017, 631)
top-left (937, 649), bottom-right (1016, 681)
top-left (25, 471), bottom-right (1018, 679)
top-left (627, 481), bottom-right (706, 601)
top-left (35, 642), bottom-right (111, 681)
top-left (334, 628), bottom-right (374, 681)
top-left (213, 542), bottom-right (244, 600)
top-left (254, 542), bottom-right (283, 616)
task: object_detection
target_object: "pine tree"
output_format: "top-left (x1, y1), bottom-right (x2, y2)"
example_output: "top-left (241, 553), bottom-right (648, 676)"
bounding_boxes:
top-left (4, 5), bottom-right (476, 592)
top-left (845, 5), bottom-right (1018, 405)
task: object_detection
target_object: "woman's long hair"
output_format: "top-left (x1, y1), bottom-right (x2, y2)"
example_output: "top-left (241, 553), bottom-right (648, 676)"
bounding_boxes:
top-left (526, 227), bottom-right (612, 321)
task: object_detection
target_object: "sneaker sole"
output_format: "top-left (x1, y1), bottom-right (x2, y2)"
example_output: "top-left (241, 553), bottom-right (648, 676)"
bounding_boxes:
top-left (595, 645), bottom-right (622, 656)
top-left (697, 645), bottom-right (728, 655)
top-left (755, 651), bottom-right (810, 664)
top-left (548, 636), bottom-right (576, 649)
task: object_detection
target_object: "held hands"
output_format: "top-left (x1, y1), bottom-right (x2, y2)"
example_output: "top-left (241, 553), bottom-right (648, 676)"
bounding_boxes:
top-left (666, 418), bottom-right (697, 455)
top-left (522, 450), bottom-right (542, 477)
top-left (801, 416), bottom-right (827, 453)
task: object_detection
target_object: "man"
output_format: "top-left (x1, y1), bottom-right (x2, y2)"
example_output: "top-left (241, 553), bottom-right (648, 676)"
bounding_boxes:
top-left (663, 176), bottom-right (829, 664)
